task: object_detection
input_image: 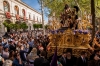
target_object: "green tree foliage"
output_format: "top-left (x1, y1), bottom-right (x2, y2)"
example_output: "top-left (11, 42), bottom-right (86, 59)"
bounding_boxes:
top-left (3, 21), bottom-right (28, 31)
top-left (13, 24), bottom-right (20, 30)
top-left (3, 21), bottom-right (14, 32)
top-left (38, 0), bottom-right (77, 17)
top-left (38, 0), bottom-right (100, 18)
top-left (95, 0), bottom-right (100, 17)
top-left (20, 22), bottom-right (28, 30)
top-left (38, 24), bottom-right (43, 28)
top-left (33, 24), bottom-right (43, 30)
top-left (42, 0), bottom-right (66, 17)
top-left (33, 24), bottom-right (37, 29)
top-left (3, 21), bottom-right (10, 28)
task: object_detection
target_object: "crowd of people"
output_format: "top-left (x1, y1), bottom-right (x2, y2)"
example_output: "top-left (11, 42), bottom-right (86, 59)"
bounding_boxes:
top-left (0, 31), bottom-right (49, 66)
top-left (0, 31), bottom-right (99, 66)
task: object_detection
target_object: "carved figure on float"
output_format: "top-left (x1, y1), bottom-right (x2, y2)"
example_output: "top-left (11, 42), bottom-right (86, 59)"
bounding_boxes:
top-left (60, 4), bottom-right (79, 29)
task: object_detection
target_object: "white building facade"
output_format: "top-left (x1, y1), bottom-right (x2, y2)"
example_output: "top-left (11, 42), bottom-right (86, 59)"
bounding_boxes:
top-left (0, 0), bottom-right (42, 33)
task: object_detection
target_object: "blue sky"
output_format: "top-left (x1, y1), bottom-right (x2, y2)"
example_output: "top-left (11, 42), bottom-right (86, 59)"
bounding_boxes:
top-left (22, 0), bottom-right (48, 24)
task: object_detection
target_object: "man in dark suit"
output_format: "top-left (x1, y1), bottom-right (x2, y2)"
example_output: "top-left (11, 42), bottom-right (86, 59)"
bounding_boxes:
top-left (66, 51), bottom-right (76, 66)
top-left (59, 52), bottom-right (67, 66)
top-left (76, 51), bottom-right (88, 66)
top-left (34, 51), bottom-right (50, 66)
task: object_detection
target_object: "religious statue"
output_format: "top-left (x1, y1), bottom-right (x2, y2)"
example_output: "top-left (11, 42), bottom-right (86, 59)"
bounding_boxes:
top-left (60, 4), bottom-right (79, 30)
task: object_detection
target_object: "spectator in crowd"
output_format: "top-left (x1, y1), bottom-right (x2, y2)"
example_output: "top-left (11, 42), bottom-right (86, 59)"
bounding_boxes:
top-left (88, 54), bottom-right (100, 66)
top-left (23, 41), bottom-right (29, 53)
top-left (9, 50), bottom-right (15, 61)
top-left (2, 47), bottom-right (9, 60)
top-left (16, 41), bottom-right (21, 52)
top-left (76, 51), bottom-right (88, 66)
top-left (9, 40), bottom-right (16, 52)
top-left (59, 52), bottom-right (67, 66)
top-left (34, 51), bottom-right (50, 66)
top-left (20, 45), bottom-right (27, 63)
top-left (66, 51), bottom-right (75, 66)
top-left (27, 48), bottom-right (39, 65)
top-left (13, 52), bottom-right (23, 66)
top-left (28, 38), bottom-right (34, 54)
top-left (38, 43), bottom-right (44, 52)
top-left (90, 50), bottom-right (100, 60)
top-left (3, 55), bottom-right (13, 66)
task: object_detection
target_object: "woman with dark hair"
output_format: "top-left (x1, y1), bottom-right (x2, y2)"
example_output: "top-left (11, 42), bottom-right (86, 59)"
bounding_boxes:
top-left (2, 47), bottom-right (9, 60)
top-left (13, 52), bottom-right (23, 66)
top-left (9, 50), bottom-right (15, 61)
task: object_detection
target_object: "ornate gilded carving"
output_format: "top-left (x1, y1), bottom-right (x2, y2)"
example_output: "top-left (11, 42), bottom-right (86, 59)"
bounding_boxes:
top-left (47, 29), bottom-right (92, 57)
top-left (81, 16), bottom-right (93, 30)
top-left (74, 31), bottom-right (83, 47)
top-left (48, 29), bottom-right (91, 47)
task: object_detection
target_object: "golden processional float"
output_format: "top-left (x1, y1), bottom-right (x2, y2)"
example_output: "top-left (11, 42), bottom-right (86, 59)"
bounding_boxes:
top-left (47, 4), bottom-right (93, 57)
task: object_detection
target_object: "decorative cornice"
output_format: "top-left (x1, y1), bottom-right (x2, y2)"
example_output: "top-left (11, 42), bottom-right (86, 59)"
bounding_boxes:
top-left (15, 0), bottom-right (42, 15)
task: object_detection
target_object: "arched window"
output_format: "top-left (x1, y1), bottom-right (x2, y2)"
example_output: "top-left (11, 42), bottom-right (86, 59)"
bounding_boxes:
top-left (3, 1), bottom-right (10, 12)
top-left (22, 9), bottom-right (25, 17)
top-left (14, 6), bottom-right (19, 15)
